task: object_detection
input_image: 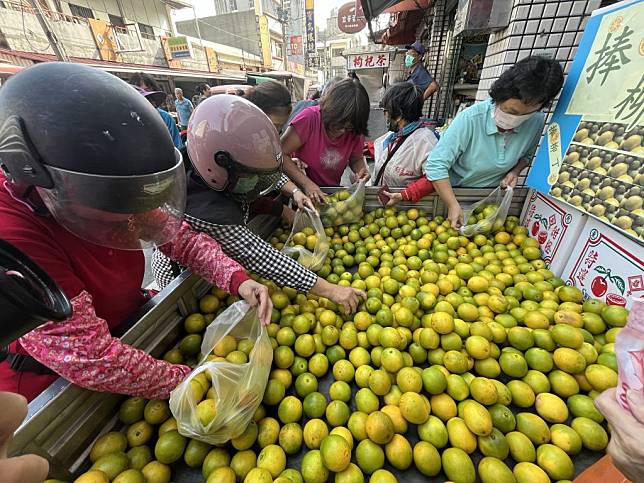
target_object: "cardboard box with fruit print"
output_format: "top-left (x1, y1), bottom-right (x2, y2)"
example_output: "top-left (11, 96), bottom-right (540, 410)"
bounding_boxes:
top-left (561, 217), bottom-right (644, 309)
top-left (521, 190), bottom-right (588, 275)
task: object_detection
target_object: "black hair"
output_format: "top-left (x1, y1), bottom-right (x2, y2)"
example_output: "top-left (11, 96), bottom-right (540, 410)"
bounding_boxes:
top-left (245, 80), bottom-right (292, 117)
top-left (196, 83), bottom-right (210, 95)
top-left (320, 78), bottom-right (370, 136)
top-left (380, 82), bottom-right (424, 123)
top-left (489, 56), bottom-right (564, 108)
top-left (130, 72), bottom-right (161, 91)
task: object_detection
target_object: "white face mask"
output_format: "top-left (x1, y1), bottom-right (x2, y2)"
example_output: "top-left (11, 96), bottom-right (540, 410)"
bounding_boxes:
top-left (493, 105), bottom-right (537, 130)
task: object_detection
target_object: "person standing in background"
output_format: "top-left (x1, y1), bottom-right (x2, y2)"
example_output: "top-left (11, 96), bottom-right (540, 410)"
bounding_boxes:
top-left (405, 41), bottom-right (439, 101)
top-left (194, 83), bottom-right (212, 105)
top-left (174, 87), bottom-right (194, 130)
top-left (130, 73), bottom-right (183, 150)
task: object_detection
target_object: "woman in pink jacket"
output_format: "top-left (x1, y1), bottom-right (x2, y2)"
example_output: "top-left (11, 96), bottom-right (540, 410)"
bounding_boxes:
top-left (0, 63), bottom-right (270, 401)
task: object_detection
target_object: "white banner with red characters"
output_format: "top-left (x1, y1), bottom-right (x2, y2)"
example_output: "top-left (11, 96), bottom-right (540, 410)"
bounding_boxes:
top-left (561, 217), bottom-right (644, 309)
top-left (347, 53), bottom-right (390, 70)
top-left (520, 191), bottom-right (587, 276)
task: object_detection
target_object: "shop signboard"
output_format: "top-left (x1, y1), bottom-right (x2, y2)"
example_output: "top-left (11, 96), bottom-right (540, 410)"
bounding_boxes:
top-left (347, 52), bottom-right (389, 70)
top-left (520, 191), bottom-right (588, 275)
top-left (527, 0), bottom-right (643, 244)
top-left (305, 0), bottom-right (316, 54)
top-left (289, 35), bottom-right (303, 56)
top-left (167, 36), bottom-right (192, 59)
top-left (88, 19), bottom-right (121, 62)
top-left (205, 47), bottom-right (220, 73)
top-left (338, 2), bottom-right (367, 34)
top-left (561, 217), bottom-right (644, 309)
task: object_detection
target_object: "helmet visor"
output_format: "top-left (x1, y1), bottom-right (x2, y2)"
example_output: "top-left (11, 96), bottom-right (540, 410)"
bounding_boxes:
top-left (37, 149), bottom-right (186, 250)
top-left (216, 151), bottom-right (284, 202)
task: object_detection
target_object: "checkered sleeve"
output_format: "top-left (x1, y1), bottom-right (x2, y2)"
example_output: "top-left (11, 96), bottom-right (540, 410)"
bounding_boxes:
top-left (276, 173), bottom-right (290, 191)
top-left (151, 248), bottom-right (181, 290)
top-left (185, 215), bottom-right (318, 292)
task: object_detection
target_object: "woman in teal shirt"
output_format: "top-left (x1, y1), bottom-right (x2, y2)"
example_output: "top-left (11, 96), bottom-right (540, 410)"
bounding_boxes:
top-left (426, 56), bottom-right (564, 228)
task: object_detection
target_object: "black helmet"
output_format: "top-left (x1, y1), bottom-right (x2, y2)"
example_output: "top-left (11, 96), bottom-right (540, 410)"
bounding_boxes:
top-left (0, 63), bottom-right (186, 250)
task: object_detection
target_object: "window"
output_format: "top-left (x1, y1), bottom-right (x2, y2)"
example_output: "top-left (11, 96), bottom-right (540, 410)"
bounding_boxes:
top-left (69, 3), bottom-right (94, 19)
top-left (332, 48), bottom-right (343, 58)
top-left (109, 14), bottom-right (127, 34)
top-left (138, 22), bottom-right (155, 40)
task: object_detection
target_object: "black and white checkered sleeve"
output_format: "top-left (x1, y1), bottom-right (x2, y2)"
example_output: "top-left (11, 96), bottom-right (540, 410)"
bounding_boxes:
top-left (185, 215), bottom-right (317, 292)
top-left (276, 173), bottom-right (290, 191)
top-left (151, 248), bottom-right (183, 290)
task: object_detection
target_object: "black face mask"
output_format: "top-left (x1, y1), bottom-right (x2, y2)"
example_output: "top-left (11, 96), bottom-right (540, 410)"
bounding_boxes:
top-left (214, 151), bottom-right (283, 202)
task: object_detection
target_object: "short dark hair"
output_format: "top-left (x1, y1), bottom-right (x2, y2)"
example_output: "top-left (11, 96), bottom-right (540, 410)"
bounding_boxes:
top-left (489, 56), bottom-right (564, 108)
top-left (245, 80), bottom-right (292, 117)
top-left (130, 72), bottom-right (161, 91)
top-left (381, 82), bottom-right (424, 123)
top-left (320, 78), bottom-right (370, 136)
top-left (196, 83), bottom-right (210, 95)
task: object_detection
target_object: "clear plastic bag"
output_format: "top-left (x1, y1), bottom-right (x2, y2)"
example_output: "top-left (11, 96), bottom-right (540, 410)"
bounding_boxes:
top-left (460, 187), bottom-right (513, 237)
top-left (282, 207), bottom-right (329, 271)
top-left (169, 301), bottom-right (272, 445)
top-left (319, 179), bottom-right (366, 227)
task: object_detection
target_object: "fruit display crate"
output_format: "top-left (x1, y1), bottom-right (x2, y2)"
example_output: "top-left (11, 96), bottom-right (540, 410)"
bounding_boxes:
top-left (12, 186), bottom-right (607, 482)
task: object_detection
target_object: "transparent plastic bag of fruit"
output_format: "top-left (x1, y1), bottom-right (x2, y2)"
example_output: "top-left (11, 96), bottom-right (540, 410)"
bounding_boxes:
top-left (169, 301), bottom-right (272, 445)
top-left (460, 187), bottom-right (513, 237)
top-left (318, 179), bottom-right (367, 227)
top-left (282, 207), bottom-right (329, 271)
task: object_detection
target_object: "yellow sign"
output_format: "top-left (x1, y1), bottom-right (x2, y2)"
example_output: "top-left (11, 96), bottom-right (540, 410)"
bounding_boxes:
top-left (258, 15), bottom-right (272, 68)
top-left (305, 0), bottom-right (314, 9)
top-left (205, 47), bottom-right (220, 72)
top-left (546, 122), bottom-right (562, 185)
top-left (160, 37), bottom-right (182, 69)
top-left (567, 2), bottom-right (644, 129)
top-left (88, 19), bottom-right (121, 62)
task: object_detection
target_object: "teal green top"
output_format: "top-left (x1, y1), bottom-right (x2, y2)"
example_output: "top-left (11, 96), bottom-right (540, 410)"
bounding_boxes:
top-left (425, 98), bottom-right (544, 187)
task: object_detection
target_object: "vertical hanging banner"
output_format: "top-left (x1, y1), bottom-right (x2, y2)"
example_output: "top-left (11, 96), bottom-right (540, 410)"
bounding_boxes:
top-left (205, 47), bottom-right (221, 73)
top-left (526, 0), bottom-right (643, 243)
top-left (305, 0), bottom-right (316, 54)
top-left (258, 15), bottom-right (272, 68)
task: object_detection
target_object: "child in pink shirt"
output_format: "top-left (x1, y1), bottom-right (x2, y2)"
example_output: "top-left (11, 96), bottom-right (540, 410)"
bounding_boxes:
top-left (281, 78), bottom-right (371, 202)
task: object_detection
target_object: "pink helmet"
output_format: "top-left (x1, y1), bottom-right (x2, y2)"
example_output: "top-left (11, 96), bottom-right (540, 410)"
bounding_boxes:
top-left (187, 94), bottom-right (281, 192)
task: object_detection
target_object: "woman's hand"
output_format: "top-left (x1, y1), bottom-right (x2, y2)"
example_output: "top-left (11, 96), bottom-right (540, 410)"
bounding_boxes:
top-left (326, 285), bottom-right (366, 314)
top-left (595, 388), bottom-right (644, 483)
top-left (238, 280), bottom-right (272, 326)
top-left (0, 392), bottom-right (49, 483)
top-left (292, 158), bottom-right (308, 174)
top-left (501, 169), bottom-right (519, 189)
top-left (304, 182), bottom-right (327, 205)
top-left (447, 202), bottom-right (464, 229)
top-left (381, 191), bottom-right (402, 207)
top-left (293, 190), bottom-right (316, 211)
top-left (350, 167), bottom-right (371, 184)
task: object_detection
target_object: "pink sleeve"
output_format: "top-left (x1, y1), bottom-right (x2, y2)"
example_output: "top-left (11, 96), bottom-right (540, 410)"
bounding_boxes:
top-left (159, 222), bottom-right (250, 296)
top-left (19, 291), bottom-right (191, 399)
top-left (351, 134), bottom-right (366, 157)
top-left (290, 107), bottom-right (315, 145)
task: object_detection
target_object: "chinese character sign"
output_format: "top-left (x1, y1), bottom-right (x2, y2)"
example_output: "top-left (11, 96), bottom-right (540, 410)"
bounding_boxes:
top-left (290, 36), bottom-right (302, 56)
top-left (338, 2), bottom-right (366, 34)
top-left (347, 53), bottom-right (389, 70)
top-left (527, 0), bottom-right (643, 244)
top-left (305, 3), bottom-right (315, 55)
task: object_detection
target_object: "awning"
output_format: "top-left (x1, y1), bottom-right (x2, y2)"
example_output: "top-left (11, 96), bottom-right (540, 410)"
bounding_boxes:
top-left (360, 0), bottom-right (406, 20)
top-left (381, 9), bottom-right (425, 45)
top-left (384, 0), bottom-right (430, 13)
top-left (0, 48), bottom-right (247, 81)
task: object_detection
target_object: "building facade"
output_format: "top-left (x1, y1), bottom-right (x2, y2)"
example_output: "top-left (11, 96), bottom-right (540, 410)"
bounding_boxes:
top-left (0, 0), bottom-right (263, 88)
top-left (176, 0), bottom-right (286, 70)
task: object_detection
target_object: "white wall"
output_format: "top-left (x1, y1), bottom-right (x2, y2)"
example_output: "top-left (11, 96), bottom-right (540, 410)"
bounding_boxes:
top-left (61, 0), bottom-right (173, 35)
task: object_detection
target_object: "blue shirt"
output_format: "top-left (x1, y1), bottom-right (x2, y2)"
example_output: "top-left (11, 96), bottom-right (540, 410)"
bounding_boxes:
top-left (174, 98), bottom-right (194, 127)
top-left (407, 65), bottom-right (434, 91)
top-left (158, 108), bottom-right (184, 150)
top-left (425, 98), bottom-right (544, 187)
